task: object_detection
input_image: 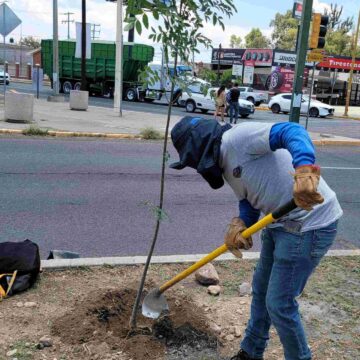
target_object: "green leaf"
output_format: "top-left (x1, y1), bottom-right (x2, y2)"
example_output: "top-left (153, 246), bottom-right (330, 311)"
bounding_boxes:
top-left (124, 22), bottom-right (134, 31)
top-left (213, 14), bottom-right (217, 26)
top-left (142, 13), bottom-right (149, 29)
top-left (135, 20), bottom-right (142, 35)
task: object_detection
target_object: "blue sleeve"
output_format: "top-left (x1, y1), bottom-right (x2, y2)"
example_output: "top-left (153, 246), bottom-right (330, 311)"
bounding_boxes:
top-left (239, 199), bottom-right (261, 228)
top-left (269, 123), bottom-right (316, 168)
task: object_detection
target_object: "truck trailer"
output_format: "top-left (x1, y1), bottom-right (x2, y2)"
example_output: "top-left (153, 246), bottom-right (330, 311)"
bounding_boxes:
top-left (41, 39), bottom-right (154, 101)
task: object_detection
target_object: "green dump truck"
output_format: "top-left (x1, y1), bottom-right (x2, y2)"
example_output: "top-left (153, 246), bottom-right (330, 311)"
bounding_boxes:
top-left (41, 39), bottom-right (154, 100)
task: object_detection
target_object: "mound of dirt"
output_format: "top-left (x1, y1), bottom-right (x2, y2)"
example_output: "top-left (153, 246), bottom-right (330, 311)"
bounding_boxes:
top-left (52, 287), bottom-right (219, 359)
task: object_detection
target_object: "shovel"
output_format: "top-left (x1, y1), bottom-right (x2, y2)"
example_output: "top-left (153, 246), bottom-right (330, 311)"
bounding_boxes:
top-left (142, 199), bottom-right (297, 319)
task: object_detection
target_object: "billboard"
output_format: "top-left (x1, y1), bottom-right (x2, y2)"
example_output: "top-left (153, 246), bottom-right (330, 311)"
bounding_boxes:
top-left (273, 50), bottom-right (313, 67)
top-left (211, 48), bottom-right (245, 65)
top-left (242, 48), bottom-right (273, 67)
top-left (268, 66), bottom-right (309, 93)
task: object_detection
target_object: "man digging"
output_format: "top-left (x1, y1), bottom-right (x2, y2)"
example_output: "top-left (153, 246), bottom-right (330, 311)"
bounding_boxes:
top-left (169, 117), bottom-right (343, 360)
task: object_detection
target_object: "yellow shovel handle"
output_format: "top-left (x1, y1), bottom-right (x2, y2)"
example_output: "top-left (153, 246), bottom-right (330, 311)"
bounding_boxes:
top-left (159, 200), bottom-right (296, 294)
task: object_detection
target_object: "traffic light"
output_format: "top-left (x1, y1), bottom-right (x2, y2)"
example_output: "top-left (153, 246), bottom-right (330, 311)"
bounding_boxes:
top-left (309, 13), bottom-right (329, 49)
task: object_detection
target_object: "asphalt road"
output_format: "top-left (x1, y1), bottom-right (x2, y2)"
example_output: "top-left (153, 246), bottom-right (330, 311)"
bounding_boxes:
top-left (0, 137), bottom-right (358, 259)
top-left (7, 82), bottom-right (360, 139)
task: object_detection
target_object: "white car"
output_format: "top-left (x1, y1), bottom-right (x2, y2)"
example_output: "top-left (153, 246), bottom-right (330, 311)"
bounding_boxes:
top-left (238, 86), bottom-right (268, 106)
top-left (268, 93), bottom-right (334, 118)
top-left (0, 70), bottom-right (10, 85)
top-left (180, 87), bottom-right (255, 118)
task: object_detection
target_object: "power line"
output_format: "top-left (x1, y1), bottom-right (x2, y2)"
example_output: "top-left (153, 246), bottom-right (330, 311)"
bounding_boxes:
top-left (61, 12), bottom-right (75, 39)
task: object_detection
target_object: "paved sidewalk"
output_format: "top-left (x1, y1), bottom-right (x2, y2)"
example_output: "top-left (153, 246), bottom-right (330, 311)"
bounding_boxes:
top-left (0, 98), bottom-right (181, 135)
top-left (0, 98), bottom-right (359, 146)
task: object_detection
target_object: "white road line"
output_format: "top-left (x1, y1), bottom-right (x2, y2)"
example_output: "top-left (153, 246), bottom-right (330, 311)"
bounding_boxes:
top-left (41, 249), bottom-right (360, 269)
top-left (322, 167), bottom-right (360, 170)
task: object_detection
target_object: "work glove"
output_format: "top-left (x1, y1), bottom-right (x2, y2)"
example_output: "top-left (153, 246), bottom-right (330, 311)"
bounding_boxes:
top-left (293, 165), bottom-right (324, 211)
top-left (224, 218), bottom-right (253, 258)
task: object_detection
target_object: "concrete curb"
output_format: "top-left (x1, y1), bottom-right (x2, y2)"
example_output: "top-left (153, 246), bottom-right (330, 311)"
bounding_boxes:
top-left (0, 128), bottom-right (141, 140)
top-left (41, 249), bottom-right (360, 269)
top-left (1, 128), bottom-right (359, 146)
top-left (312, 139), bottom-right (360, 146)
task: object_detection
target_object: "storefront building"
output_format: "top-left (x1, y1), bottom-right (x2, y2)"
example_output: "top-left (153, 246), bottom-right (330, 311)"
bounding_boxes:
top-left (315, 56), bottom-right (360, 105)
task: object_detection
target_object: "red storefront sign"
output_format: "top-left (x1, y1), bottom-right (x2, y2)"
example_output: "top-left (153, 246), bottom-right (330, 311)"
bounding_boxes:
top-left (242, 49), bottom-right (273, 67)
top-left (318, 57), bottom-right (360, 71)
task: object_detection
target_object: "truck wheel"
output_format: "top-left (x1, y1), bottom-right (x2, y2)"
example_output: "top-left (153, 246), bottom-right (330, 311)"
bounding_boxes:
top-left (74, 82), bottom-right (82, 91)
top-left (62, 81), bottom-right (72, 94)
top-left (201, 109), bottom-right (209, 114)
top-left (247, 97), bottom-right (255, 104)
top-left (241, 114), bottom-right (249, 118)
top-left (185, 100), bottom-right (196, 113)
top-left (125, 88), bottom-right (137, 102)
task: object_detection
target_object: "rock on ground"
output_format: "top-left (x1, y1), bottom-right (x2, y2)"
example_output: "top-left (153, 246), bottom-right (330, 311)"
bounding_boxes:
top-left (195, 263), bottom-right (219, 285)
top-left (238, 282), bottom-right (252, 297)
top-left (207, 285), bottom-right (221, 296)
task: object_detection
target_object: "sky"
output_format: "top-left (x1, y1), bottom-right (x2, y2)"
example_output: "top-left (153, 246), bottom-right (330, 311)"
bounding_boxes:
top-left (5, 0), bottom-right (360, 62)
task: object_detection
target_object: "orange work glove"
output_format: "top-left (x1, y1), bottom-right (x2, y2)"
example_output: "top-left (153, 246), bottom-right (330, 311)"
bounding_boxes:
top-left (293, 165), bottom-right (324, 211)
top-left (224, 217), bottom-right (253, 258)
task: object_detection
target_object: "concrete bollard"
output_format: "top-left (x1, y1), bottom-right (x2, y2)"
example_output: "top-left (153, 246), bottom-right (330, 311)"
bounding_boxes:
top-left (69, 90), bottom-right (89, 111)
top-left (5, 92), bottom-right (34, 122)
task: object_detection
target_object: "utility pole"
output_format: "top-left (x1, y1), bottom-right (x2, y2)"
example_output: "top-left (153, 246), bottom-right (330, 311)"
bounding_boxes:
top-left (344, 9), bottom-right (360, 117)
top-left (289, 0), bottom-right (313, 123)
top-left (114, 0), bottom-right (123, 116)
top-left (61, 12), bottom-right (74, 39)
top-left (80, 0), bottom-right (87, 91)
top-left (91, 24), bottom-right (101, 40)
top-left (53, 0), bottom-right (59, 95)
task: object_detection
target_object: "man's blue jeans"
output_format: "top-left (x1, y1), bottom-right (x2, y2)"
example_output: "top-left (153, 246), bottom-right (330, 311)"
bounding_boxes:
top-left (229, 101), bottom-right (239, 124)
top-left (241, 221), bottom-right (338, 360)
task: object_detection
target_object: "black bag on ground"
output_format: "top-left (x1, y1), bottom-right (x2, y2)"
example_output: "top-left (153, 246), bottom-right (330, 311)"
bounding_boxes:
top-left (0, 240), bottom-right (40, 298)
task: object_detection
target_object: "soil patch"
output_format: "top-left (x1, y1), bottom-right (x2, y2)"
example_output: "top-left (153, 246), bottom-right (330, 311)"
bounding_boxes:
top-left (52, 287), bottom-right (218, 360)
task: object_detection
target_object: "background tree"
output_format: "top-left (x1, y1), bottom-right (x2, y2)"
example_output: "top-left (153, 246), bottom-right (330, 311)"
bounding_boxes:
top-left (229, 34), bottom-right (242, 48)
top-left (198, 68), bottom-right (217, 84)
top-left (125, 0), bottom-right (236, 331)
top-left (324, 3), bottom-right (355, 56)
top-left (20, 36), bottom-right (41, 49)
top-left (269, 10), bottom-right (298, 50)
top-left (245, 28), bottom-right (270, 48)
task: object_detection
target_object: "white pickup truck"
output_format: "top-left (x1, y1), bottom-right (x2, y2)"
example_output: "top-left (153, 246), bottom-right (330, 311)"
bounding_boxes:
top-left (238, 86), bottom-right (267, 106)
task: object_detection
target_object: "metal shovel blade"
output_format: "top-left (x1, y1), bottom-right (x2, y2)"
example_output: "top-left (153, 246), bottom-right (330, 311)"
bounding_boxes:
top-left (142, 288), bottom-right (169, 319)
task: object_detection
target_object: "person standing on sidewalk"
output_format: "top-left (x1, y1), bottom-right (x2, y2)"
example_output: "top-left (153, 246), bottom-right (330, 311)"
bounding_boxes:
top-left (169, 117), bottom-right (343, 360)
top-left (214, 85), bottom-right (226, 122)
top-left (227, 82), bottom-right (240, 124)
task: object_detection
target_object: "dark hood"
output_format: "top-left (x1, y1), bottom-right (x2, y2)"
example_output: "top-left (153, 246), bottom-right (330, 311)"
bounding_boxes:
top-left (170, 116), bottom-right (231, 189)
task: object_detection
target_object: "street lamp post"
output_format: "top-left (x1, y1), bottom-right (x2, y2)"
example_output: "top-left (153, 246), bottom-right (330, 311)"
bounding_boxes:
top-left (344, 9), bottom-right (360, 116)
top-left (53, 0), bottom-right (59, 95)
top-left (217, 43), bottom-right (222, 85)
top-left (114, 0), bottom-right (123, 116)
top-left (80, 0), bottom-right (87, 91)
